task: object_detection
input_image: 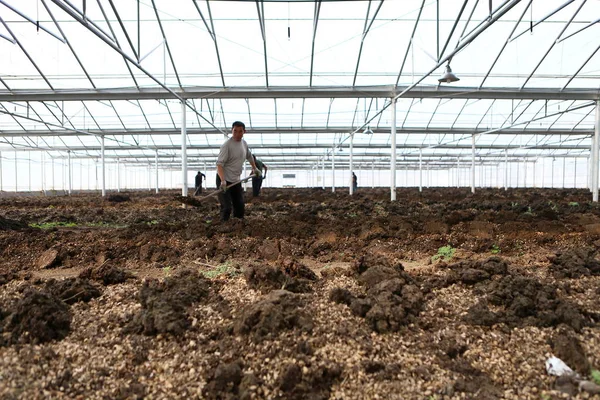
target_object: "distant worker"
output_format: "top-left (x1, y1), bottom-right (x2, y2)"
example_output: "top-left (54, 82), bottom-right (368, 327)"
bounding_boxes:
top-left (252, 155), bottom-right (268, 197)
top-left (352, 172), bottom-right (358, 192)
top-left (216, 121), bottom-right (260, 222)
top-left (194, 171), bottom-right (206, 195)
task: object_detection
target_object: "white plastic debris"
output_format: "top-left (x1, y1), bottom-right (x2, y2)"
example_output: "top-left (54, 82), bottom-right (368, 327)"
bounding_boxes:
top-left (546, 356), bottom-right (574, 376)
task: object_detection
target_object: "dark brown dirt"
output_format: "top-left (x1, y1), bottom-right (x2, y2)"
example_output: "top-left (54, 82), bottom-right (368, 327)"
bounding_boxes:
top-left (124, 268), bottom-right (213, 336)
top-left (1, 187), bottom-right (600, 399)
top-left (1, 287), bottom-right (71, 345)
top-left (232, 290), bottom-right (313, 339)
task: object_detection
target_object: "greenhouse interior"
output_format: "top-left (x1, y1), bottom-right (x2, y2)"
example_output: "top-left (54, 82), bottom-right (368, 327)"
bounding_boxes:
top-left (1, 1), bottom-right (600, 399)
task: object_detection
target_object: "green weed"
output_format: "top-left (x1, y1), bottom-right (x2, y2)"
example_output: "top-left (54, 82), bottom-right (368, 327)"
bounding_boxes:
top-left (202, 261), bottom-right (240, 279)
top-left (432, 245), bottom-right (456, 262)
top-left (591, 369), bottom-right (600, 385)
top-left (568, 201), bottom-right (579, 207)
top-left (491, 244), bottom-right (501, 254)
top-left (29, 221), bottom-right (77, 229)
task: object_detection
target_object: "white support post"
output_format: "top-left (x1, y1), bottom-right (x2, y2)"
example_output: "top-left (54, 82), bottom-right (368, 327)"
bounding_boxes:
top-left (593, 101), bottom-right (599, 202)
top-left (456, 157), bottom-right (460, 188)
top-left (181, 101), bottom-right (188, 196)
top-left (542, 158), bottom-right (545, 188)
top-left (504, 150), bottom-right (508, 190)
top-left (332, 148), bottom-right (336, 193)
top-left (349, 134), bottom-right (354, 195)
top-left (117, 158), bottom-right (121, 192)
top-left (51, 156), bottom-right (54, 191)
top-left (551, 158), bottom-right (555, 188)
top-left (391, 98), bottom-right (397, 201)
top-left (562, 157), bottom-right (566, 189)
top-left (41, 152), bottom-right (45, 194)
top-left (523, 158), bottom-right (527, 188)
top-left (322, 157), bottom-right (325, 189)
top-left (155, 150), bottom-right (159, 193)
top-left (574, 158), bottom-right (577, 188)
top-left (68, 150), bottom-right (72, 195)
top-left (471, 134), bottom-right (476, 193)
top-left (101, 136), bottom-right (106, 197)
top-left (371, 161), bottom-right (375, 188)
top-left (533, 158), bottom-right (536, 188)
top-left (427, 162), bottom-right (430, 188)
top-left (28, 153), bottom-right (31, 192)
top-left (419, 148), bottom-right (423, 192)
top-left (14, 152), bottom-right (18, 192)
top-left (0, 151), bottom-right (3, 192)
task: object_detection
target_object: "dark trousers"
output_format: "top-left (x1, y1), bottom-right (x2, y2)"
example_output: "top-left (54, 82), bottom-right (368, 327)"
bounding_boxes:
top-left (252, 177), bottom-right (263, 197)
top-left (216, 175), bottom-right (244, 221)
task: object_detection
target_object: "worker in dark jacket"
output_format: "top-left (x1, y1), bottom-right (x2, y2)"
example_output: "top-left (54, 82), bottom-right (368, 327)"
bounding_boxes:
top-left (252, 155), bottom-right (268, 197)
top-left (194, 171), bottom-right (206, 195)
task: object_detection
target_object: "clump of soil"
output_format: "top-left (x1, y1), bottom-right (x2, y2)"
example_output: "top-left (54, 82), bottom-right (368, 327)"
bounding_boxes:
top-left (549, 325), bottom-right (591, 375)
top-left (79, 263), bottom-right (133, 285)
top-left (466, 274), bottom-right (590, 331)
top-left (233, 290), bottom-right (313, 339)
top-left (44, 278), bottom-right (102, 304)
top-left (244, 262), bottom-right (313, 293)
top-left (203, 360), bottom-right (243, 399)
top-left (0, 216), bottom-right (27, 230)
top-left (277, 362), bottom-right (343, 400)
top-left (106, 194), bottom-right (130, 203)
top-left (443, 358), bottom-right (503, 398)
top-left (0, 272), bottom-right (17, 286)
top-left (1, 287), bottom-right (71, 345)
top-left (549, 248), bottom-right (600, 278)
top-left (124, 268), bottom-right (212, 336)
top-left (352, 253), bottom-right (403, 275)
top-left (332, 258), bottom-right (424, 333)
top-left (447, 256), bottom-right (509, 285)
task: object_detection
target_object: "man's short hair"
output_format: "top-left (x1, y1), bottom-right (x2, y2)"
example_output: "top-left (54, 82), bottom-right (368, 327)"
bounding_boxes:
top-left (232, 121), bottom-right (246, 130)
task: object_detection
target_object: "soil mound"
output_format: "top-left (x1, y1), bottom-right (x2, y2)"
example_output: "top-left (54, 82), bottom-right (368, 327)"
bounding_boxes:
top-left (0, 216), bottom-right (27, 230)
top-left (124, 269), bottom-right (211, 336)
top-left (353, 253), bottom-right (403, 275)
top-left (466, 274), bottom-right (590, 331)
top-left (448, 256), bottom-right (509, 285)
top-left (0, 272), bottom-right (17, 286)
top-left (79, 263), bottom-right (133, 285)
top-left (203, 360), bottom-right (243, 399)
top-left (233, 290), bottom-right (313, 339)
top-left (549, 326), bottom-right (591, 375)
top-left (1, 287), bottom-right (71, 345)
top-left (44, 278), bottom-right (102, 304)
top-left (106, 194), bottom-right (130, 203)
top-left (332, 260), bottom-right (424, 333)
top-left (244, 262), bottom-right (313, 293)
top-left (277, 362), bottom-right (343, 400)
top-left (549, 248), bottom-right (600, 278)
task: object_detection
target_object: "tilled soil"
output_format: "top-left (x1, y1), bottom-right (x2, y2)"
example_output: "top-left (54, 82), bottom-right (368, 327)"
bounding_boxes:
top-left (1, 187), bottom-right (600, 399)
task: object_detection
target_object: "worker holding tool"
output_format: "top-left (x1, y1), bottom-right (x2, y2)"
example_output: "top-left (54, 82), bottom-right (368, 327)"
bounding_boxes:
top-left (194, 171), bottom-right (206, 195)
top-left (251, 154), bottom-right (268, 197)
top-left (216, 121), bottom-right (260, 222)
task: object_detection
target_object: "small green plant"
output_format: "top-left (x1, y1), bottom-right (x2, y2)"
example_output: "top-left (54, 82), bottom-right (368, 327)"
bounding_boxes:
top-left (432, 245), bottom-right (456, 262)
top-left (146, 219), bottom-right (159, 226)
top-left (202, 261), bottom-right (239, 279)
top-left (568, 201), bottom-right (579, 207)
top-left (511, 201), bottom-right (519, 208)
top-left (524, 206), bottom-right (534, 216)
top-left (29, 221), bottom-right (77, 229)
top-left (162, 265), bottom-right (172, 274)
top-left (490, 244), bottom-right (501, 254)
top-left (547, 201), bottom-right (559, 212)
top-left (591, 369), bottom-right (600, 385)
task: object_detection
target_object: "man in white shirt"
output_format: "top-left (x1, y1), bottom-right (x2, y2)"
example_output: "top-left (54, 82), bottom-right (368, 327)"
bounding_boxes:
top-left (216, 121), bottom-right (260, 222)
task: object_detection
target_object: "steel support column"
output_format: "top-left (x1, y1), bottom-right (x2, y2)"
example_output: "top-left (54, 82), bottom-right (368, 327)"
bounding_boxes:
top-left (332, 148), bottom-right (335, 193)
top-left (181, 101), bottom-right (188, 196)
top-left (593, 101), bottom-right (599, 202)
top-left (504, 150), bottom-right (508, 190)
top-left (471, 134), bottom-right (475, 193)
top-left (68, 150), bottom-right (72, 195)
top-left (101, 136), bottom-right (106, 197)
top-left (349, 134), bottom-right (354, 195)
top-left (117, 158), bottom-right (121, 192)
top-left (391, 99), bottom-right (397, 201)
top-left (155, 150), bottom-right (159, 194)
top-left (419, 148), bottom-right (423, 192)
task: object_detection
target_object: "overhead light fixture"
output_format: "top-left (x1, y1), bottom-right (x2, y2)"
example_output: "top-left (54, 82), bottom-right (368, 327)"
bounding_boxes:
top-left (363, 126), bottom-right (373, 135)
top-left (438, 64), bottom-right (460, 83)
